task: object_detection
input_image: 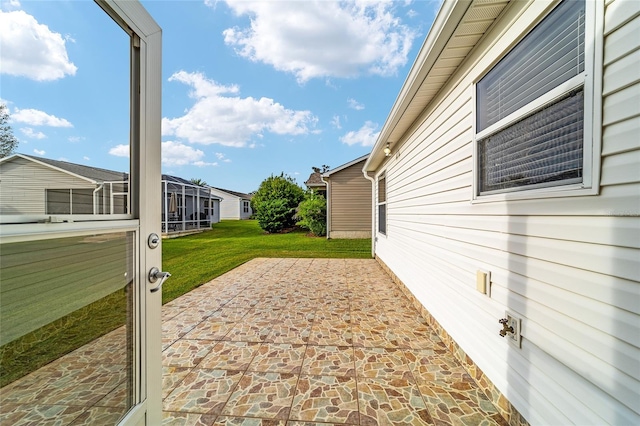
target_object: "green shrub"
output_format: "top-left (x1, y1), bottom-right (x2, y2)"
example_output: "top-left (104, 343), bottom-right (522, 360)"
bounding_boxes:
top-left (296, 191), bottom-right (327, 236)
top-left (252, 174), bottom-right (305, 233)
top-left (256, 198), bottom-right (293, 233)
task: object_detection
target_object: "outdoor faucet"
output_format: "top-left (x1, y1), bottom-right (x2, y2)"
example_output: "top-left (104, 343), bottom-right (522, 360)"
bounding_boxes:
top-left (499, 318), bottom-right (514, 337)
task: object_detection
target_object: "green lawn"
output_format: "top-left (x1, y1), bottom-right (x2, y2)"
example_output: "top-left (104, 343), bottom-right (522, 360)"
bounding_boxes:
top-left (0, 220), bottom-right (370, 387)
top-left (162, 220), bottom-right (372, 303)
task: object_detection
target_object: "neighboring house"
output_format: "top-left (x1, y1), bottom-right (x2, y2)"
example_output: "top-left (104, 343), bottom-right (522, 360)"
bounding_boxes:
top-left (0, 154), bottom-right (129, 218)
top-left (303, 170), bottom-right (327, 197)
top-left (364, 1), bottom-right (639, 425)
top-left (322, 155), bottom-right (371, 239)
top-left (209, 187), bottom-right (253, 220)
top-left (0, 154), bottom-right (220, 234)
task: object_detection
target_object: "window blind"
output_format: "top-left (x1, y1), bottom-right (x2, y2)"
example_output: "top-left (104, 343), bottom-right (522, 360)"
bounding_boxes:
top-left (378, 204), bottom-right (386, 234)
top-left (477, 0), bottom-right (585, 132)
top-left (479, 89), bottom-right (584, 193)
top-left (378, 174), bottom-right (386, 203)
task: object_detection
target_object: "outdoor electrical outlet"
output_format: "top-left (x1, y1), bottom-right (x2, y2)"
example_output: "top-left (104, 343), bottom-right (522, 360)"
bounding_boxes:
top-left (505, 311), bottom-right (522, 348)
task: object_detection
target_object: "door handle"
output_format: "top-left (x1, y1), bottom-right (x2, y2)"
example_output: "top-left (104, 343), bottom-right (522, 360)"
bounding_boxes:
top-left (149, 267), bottom-right (171, 293)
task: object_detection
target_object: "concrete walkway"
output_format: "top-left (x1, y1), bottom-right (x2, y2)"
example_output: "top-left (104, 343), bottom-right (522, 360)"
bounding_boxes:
top-left (161, 258), bottom-right (507, 425)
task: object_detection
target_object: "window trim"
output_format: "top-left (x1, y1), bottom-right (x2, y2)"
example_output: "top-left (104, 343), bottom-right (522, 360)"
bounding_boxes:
top-left (472, 0), bottom-right (602, 203)
top-left (377, 172), bottom-right (387, 236)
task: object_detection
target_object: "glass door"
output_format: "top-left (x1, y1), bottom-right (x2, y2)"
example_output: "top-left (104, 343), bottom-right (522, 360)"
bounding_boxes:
top-left (0, 1), bottom-right (162, 425)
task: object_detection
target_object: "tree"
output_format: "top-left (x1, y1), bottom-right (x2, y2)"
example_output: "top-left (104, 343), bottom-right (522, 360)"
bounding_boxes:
top-left (190, 178), bottom-right (208, 186)
top-left (312, 165), bottom-right (330, 174)
top-left (0, 103), bottom-right (19, 158)
top-left (296, 190), bottom-right (327, 236)
top-left (252, 173), bottom-right (305, 233)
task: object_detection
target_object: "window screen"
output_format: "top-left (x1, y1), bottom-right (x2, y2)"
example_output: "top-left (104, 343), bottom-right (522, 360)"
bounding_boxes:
top-left (46, 189), bottom-right (71, 214)
top-left (378, 174), bottom-right (386, 203)
top-left (479, 89), bottom-right (584, 193)
top-left (477, 0), bottom-right (585, 132)
top-left (377, 174), bottom-right (386, 235)
top-left (72, 189), bottom-right (94, 214)
top-left (476, 0), bottom-right (587, 195)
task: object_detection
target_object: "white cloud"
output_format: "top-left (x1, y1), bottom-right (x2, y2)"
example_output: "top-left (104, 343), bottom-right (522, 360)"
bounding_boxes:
top-left (330, 115), bottom-right (342, 129)
top-left (33, 148), bottom-right (45, 155)
top-left (340, 121), bottom-right (380, 147)
top-left (0, 10), bottom-right (77, 81)
top-left (109, 144), bottom-right (129, 158)
top-left (192, 160), bottom-right (218, 167)
top-left (347, 98), bottom-right (365, 110)
top-left (20, 127), bottom-right (46, 139)
top-left (1, 0), bottom-right (21, 11)
top-left (68, 136), bottom-right (84, 143)
top-left (215, 152), bottom-right (232, 163)
top-left (162, 141), bottom-right (217, 167)
top-left (220, 0), bottom-right (417, 83)
top-left (163, 71), bottom-right (317, 147)
top-left (110, 141), bottom-right (218, 167)
top-left (83, 156), bottom-right (90, 161)
top-left (12, 108), bottom-right (72, 127)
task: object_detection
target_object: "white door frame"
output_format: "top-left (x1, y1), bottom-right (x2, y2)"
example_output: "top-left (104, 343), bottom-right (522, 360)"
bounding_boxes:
top-left (0, 2), bottom-right (162, 424)
top-left (96, 1), bottom-right (162, 424)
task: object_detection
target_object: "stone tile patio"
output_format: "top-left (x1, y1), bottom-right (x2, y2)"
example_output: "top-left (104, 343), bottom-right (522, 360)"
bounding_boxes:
top-left (0, 257), bottom-right (509, 425)
top-left (161, 258), bottom-right (508, 425)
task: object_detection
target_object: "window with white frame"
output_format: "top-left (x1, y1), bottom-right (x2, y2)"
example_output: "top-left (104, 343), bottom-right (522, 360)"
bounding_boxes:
top-left (377, 173), bottom-right (386, 235)
top-left (476, 0), bottom-right (595, 196)
top-left (243, 201), bottom-right (250, 213)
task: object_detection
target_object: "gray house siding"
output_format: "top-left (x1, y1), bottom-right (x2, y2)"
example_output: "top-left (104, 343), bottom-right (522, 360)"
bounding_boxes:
top-left (325, 158), bottom-right (371, 239)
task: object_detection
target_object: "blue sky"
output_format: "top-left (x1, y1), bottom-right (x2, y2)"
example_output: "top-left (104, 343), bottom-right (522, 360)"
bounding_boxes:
top-left (1, 0), bottom-right (438, 193)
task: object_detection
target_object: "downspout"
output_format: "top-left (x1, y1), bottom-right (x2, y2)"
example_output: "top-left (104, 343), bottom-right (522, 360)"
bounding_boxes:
top-left (321, 176), bottom-right (330, 239)
top-left (362, 170), bottom-right (376, 258)
top-left (93, 184), bottom-right (104, 214)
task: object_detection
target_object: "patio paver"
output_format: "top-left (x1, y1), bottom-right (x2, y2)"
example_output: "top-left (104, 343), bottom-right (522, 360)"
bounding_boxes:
top-left (161, 258), bottom-right (508, 425)
top-left (0, 258), bottom-right (508, 425)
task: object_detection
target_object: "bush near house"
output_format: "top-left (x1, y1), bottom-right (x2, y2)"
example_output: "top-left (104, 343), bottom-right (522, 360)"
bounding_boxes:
top-left (296, 191), bottom-right (327, 236)
top-left (252, 173), bottom-right (304, 233)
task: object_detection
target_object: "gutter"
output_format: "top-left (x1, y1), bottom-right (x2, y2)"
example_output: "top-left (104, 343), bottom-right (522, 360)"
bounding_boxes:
top-left (320, 175), bottom-right (331, 239)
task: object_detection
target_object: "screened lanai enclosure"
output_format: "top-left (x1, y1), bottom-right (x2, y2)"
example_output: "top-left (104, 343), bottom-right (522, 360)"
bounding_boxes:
top-left (162, 175), bottom-right (220, 235)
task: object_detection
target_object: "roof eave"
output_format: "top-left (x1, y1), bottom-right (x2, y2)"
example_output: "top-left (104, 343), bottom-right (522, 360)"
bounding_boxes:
top-left (364, 0), bottom-right (472, 173)
top-left (1, 153), bottom-right (98, 184)
top-left (323, 154), bottom-right (369, 178)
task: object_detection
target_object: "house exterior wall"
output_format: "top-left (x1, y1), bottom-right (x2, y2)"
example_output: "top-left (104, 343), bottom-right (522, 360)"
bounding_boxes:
top-left (0, 157), bottom-right (93, 215)
top-left (209, 189), bottom-right (240, 219)
top-left (240, 200), bottom-right (252, 220)
top-left (326, 159), bottom-right (371, 238)
top-left (210, 199), bottom-right (220, 223)
top-left (209, 189), bottom-right (252, 220)
top-left (373, 1), bottom-right (639, 425)
top-left (221, 198), bottom-right (240, 220)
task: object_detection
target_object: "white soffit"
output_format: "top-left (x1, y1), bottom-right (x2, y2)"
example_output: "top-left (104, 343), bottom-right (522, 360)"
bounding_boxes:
top-left (386, 0), bottom-right (510, 144)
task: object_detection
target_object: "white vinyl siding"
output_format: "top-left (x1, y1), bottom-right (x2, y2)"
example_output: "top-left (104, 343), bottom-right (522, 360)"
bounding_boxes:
top-left (209, 188), bottom-right (252, 220)
top-left (375, 0), bottom-right (639, 424)
top-left (0, 157), bottom-right (94, 215)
